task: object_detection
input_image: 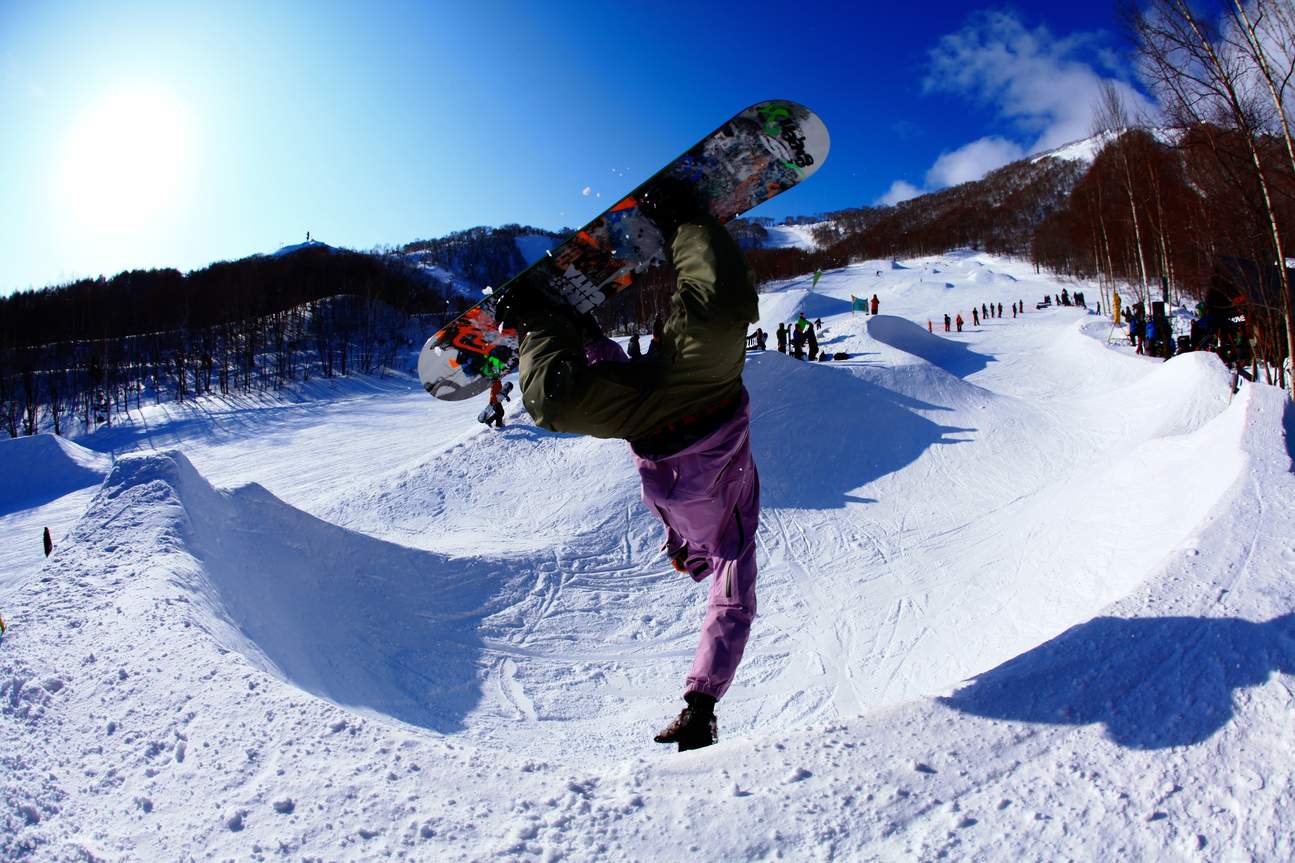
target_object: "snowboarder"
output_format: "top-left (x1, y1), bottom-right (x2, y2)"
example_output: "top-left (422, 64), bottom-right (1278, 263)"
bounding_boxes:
top-left (485, 378), bottom-right (511, 428)
top-left (791, 322), bottom-right (805, 360)
top-left (776, 323), bottom-right (787, 354)
top-left (806, 324), bottom-right (819, 361)
top-left (795, 311), bottom-right (811, 335)
top-left (496, 199), bottom-right (760, 752)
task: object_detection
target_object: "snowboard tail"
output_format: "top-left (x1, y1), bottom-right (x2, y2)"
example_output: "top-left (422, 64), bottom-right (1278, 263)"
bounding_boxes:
top-left (418, 101), bottom-right (829, 401)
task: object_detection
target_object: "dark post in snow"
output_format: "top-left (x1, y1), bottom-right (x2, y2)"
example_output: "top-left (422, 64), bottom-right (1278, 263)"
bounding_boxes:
top-left (43, 527), bottom-right (53, 557)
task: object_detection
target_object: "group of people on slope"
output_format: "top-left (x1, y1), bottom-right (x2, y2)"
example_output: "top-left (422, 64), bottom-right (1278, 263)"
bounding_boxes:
top-left (773, 312), bottom-right (824, 360)
top-left (938, 299), bottom-right (1026, 333)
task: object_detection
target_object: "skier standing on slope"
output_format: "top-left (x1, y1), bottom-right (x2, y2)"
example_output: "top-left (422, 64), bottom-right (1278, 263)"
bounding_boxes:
top-left (495, 185), bottom-right (760, 752)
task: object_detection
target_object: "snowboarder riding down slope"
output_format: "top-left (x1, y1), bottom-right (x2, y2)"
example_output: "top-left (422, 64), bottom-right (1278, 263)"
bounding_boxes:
top-left (495, 183), bottom-right (760, 752)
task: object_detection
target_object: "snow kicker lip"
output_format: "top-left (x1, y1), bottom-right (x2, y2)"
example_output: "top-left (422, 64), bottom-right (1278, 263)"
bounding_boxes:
top-left (91, 450), bottom-right (511, 733)
top-left (0, 433), bottom-right (110, 514)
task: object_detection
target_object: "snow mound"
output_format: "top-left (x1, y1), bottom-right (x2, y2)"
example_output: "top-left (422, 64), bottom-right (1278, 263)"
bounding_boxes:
top-left (90, 450), bottom-right (512, 732)
top-left (967, 268), bottom-right (1016, 285)
top-left (0, 434), bottom-right (111, 514)
top-left (866, 314), bottom-right (993, 378)
top-left (1121, 351), bottom-right (1235, 436)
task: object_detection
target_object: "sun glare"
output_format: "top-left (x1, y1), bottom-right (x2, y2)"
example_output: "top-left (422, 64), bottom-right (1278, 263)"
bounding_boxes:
top-left (58, 88), bottom-right (192, 233)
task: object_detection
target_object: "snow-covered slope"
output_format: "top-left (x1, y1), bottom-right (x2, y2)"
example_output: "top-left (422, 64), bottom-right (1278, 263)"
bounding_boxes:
top-left (3, 254), bottom-right (1293, 860)
top-left (761, 223), bottom-right (822, 250)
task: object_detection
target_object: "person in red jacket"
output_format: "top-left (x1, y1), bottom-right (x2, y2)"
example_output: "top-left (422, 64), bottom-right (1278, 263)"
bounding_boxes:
top-left (486, 378), bottom-right (509, 428)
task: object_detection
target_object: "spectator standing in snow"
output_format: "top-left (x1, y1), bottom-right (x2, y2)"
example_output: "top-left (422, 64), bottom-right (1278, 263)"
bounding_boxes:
top-left (997, 302), bottom-right (1003, 318)
top-left (972, 308), bottom-right (980, 327)
top-left (981, 303), bottom-right (988, 321)
top-left (628, 333), bottom-right (642, 360)
top-left (806, 324), bottom-right (819, 361)
top-left (43, 527), bottom-right (52, 557)
top-left (646, 315), bottom-right (665, 358)
top-left (928, 320), bottom-right (933, 333)
top-left (870, 294), bottom-right (879, 315)
top-left (791, 322), bottom-right (806, 360)
top-left (776, 323), bottom-right (787, 354)
top-left (956, 313), bottom-right (964, 332)
top-left (944, 313), bottom-right (951, 332)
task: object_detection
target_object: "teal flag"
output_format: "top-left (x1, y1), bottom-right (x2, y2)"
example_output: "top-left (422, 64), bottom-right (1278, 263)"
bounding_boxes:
top-left (851, 295), bottom-right (867, 312)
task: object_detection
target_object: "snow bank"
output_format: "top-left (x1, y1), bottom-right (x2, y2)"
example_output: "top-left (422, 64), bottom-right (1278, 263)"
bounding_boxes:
top-left (866, 314), bottom-right (993, 378)
top-left (0, 434), bottom-right (110, 514)
top-left (90, 451), bottom-right (515, 732)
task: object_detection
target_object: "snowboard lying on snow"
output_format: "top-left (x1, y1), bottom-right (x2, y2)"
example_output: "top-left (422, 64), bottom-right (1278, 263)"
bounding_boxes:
top-left (417, 100), bottom-right (830, 401)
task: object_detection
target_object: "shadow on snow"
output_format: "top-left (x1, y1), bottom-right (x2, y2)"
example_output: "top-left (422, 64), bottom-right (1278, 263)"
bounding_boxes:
top-left (866, 315), bottom-right (995, 379)
top-left (938, 612), bottom-right (1295, 750)
top-left (746, 352), bottom-right (974, 509)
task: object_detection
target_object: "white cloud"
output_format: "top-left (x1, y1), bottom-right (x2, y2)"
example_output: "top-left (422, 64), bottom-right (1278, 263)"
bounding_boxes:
top-left (876, 180), bottom-right (922, 206)
top-left (924, 10), bottom-right (1156, 152)
top-left (924, 136), bottom-right (1025, 188)
top-left (875, 10), bottom-right (1157, 206)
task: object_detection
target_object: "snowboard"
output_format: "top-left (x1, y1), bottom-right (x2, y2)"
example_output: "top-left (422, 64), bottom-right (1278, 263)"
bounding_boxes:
top-left (417, 100), bottom-right (830, 401)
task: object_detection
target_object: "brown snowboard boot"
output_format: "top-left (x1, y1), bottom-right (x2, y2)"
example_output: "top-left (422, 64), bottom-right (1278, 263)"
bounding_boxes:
top-left (653, 692), bottom-right (717, 752)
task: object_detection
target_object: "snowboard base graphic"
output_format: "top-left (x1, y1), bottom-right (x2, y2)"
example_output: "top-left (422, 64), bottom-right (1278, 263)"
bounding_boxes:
top-left (418, 101), bottom-right (830, 401)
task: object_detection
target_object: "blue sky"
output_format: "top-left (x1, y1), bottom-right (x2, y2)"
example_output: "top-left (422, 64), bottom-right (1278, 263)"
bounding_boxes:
top-left (0, 1), bottom-right (1153, 294)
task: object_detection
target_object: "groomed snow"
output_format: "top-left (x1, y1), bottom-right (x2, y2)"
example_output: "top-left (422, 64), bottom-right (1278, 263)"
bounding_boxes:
top-left (761, 223), bottom-right (822, 251)
top-left (3, 253), bottom-right (1293, 860)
